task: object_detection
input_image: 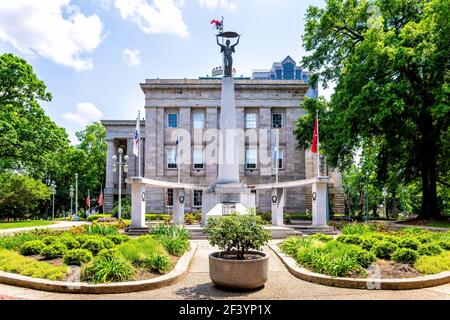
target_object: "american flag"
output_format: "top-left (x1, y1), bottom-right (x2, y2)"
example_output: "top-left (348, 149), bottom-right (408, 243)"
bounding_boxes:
top-left (133, 114), bottom-right (140, 157)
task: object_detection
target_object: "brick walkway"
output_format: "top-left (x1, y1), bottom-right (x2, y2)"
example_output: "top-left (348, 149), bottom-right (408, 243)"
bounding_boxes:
top-left (0, 240), bottom-right (448, 300)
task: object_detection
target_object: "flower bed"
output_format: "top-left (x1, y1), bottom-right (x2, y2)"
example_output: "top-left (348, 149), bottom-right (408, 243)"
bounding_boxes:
top-left (0, 223), bottom-right (190, 284)
top-left (280, 224), bottom-right (450, 278)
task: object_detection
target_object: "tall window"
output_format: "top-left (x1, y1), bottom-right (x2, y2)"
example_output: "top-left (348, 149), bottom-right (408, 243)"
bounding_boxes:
top-left (166, 189), bottom-right (174, 207)
top-left (166, 147), bottom-right (177, 169)
top-left (272, 113), bottom-right (283, 128)
top-left (245, 148), bottom-right (257, 169)
top-left (167, 113), bottom-right (178, 128)
top-left (277, 149), bottom-right (284, 169)
top-left (193, 148), bottom-right (204, 169)
top-left (245, 113), bottom-right (257, 129)
top-left (193, 112), bottom-right (205, 129)
top-left (193, 190), bottom-right (203, 207)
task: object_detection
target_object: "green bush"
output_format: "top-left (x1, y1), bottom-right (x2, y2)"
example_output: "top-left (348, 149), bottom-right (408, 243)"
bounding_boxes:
top-left (398, 237), bottom-right (420, 250)
top-left (0, 232), bottom-right (38, 250)
top-left (204, 213), bottom-right (271, 260)
top-left (116, 235), bottom-right (168, 266)
top-left (392, 248), bottom-right (418, 264)
top-left (417, 243), bottom-right (443, 256)
top-left (353, 248), bottom-right (376, 268)
top-left (81, 238), bottom-right (105, 254)
top-left (371, 240), bottom-right (397, 259)
top-left (414, 251), bottom-right (450, 274)
top-left (106, 234), bottom-right (130, 245)
top-left (146, 254), bottom-right (171, 274)
top-left (309, 233), bottom-right (334, 242)
top-left (257, 211), bottom-right (272, 224)
top-left (63, 249), bottom-right (93, 265)
top-left (42, 236), bottom-right (58, 245)
top-left (100, 238), bottom-right (115, 249)
top-left (41, 243), bottom-right (68, 259)
top-left (145, 214), bottom-right (171, 221)
top-left (360, 236), bottom-right (379, 251)
top-left (81, 252), bottom-right (135, 283)
top-left (193, 212), bottom-right (202, 222)
top-left (86, 214), bottom-right (112, 222)
top-left (437, 240), bottom-right (450, 250)
top-left (0, 248), bottom-right (68, 280)
top-left (58, 236), bottom-right (80, 249)
top-left (381, 235), bottom-right (400, 244)
top-left (336, 234), bottom-right (363, 245)
top-left (184, 213), bottom-right (195, 225)
top-left (340, 223), bottom-right (373, 235)
top-left (87, 223), bottom-right (118, 236)
top-left (19, 240), bottom-right (46, 256)
top-left (280, 237), bottom-right (312, 256)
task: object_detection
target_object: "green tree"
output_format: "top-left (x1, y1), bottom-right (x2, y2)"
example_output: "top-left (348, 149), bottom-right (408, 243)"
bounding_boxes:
top-left (0, 53), bottom-right (70, 177)
top-left (297, 0), bottom-right (449, 218)
top-left (0, 172), bottom-right (51, 219)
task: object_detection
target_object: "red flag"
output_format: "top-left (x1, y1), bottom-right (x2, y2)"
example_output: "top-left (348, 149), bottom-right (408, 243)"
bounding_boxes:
top-left (311, 115), bottom-right (318, 153)
top-left (86, 194), bottom-right (91, 208)
top-left (98, 191), bottom-right (103, 207)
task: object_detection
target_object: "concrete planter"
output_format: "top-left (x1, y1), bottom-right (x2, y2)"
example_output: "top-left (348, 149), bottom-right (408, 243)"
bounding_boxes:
top-left (209, 251), bottom-right (269, 289)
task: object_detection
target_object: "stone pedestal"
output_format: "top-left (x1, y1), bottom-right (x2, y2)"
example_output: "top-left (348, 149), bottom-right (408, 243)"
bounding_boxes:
top-left (131, 182), bottom-right (146, 228)
top-left (312, 177), bottom-right (328, 227)
top-left (271, 188), bottom-right (285, 226)
top-left (173, 189), bottom-right (185, 225)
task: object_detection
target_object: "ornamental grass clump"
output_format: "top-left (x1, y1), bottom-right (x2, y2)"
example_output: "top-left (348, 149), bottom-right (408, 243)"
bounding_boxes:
top-left (280, 236), bottom-right (313, 256)
top-left (116, 235), bottom-right (168, 266)
top-left (340, 223), bottom-right (373, 235)
top-left (81, 252), bottom-right (135, 283)
top-left (204, 213), bottom-right (271, 260)
top-left (150, 225), bottom-right (191, 256)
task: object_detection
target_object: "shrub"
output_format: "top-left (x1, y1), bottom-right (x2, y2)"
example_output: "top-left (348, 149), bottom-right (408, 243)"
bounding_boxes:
top-left (414, 251), bottom-right (450, 274)
top-left (41, 243), bottom-right (68, 259)
top-left (392, 248), bottom-right (418, 264)
top-left (19, 240), bottom-right (46, 256)
top-left (42, 236), bottom-right (58, 245)
top-left (150, 224), bottom-right (190, 240)
top-left (398, 237), bottom-right (420, 250)
top-left (184, 213), bottom-right (195, 225)
top-left (157, 236), bottom-right (190, 256)
top-left (81, 238), bottom-right (105, 254)
top-left (309, 233), bottom-right (334, 242)
top-left (371, 240), bottom-right (397, 259)
top-left (86, 214), bottom-right (112, 222)
top-left (87, 223), bottom-right (118, 236)
top-left (81, 253), bottom-right (135, 283)
top-left (116, 235), bottom-right (168, 266)
top-left (100, 238), bottom-right (115, 249)
top-left (336, 234), bottom-right (363, 245)
top-left (382, 235), bottom-right (400, 244)
top-left (194, 212), bottom-right (202, 222)
top-left (257, 211), bottom-right (272, 224)
top-left (63, 249), bottom-right (93, 265)
top-left (58, 236), bottom-right (80, 250)
top-left (0, 232), bottom-right (38, 250)
top-left (353, 248), bottom-right (376, 268)
top-left (437, 240), bottom-right (450, 250)
top-left (204, 213), bottom-right (271, 260)
top-left (146, 254), bottom-right (171, 274)
top-left (106, 234), bottom-right (130, 245)
top-left (340, 223), bottom-right (373, 235)
top-left (0, 249), bottom-right (68, 280)
top-left (360, 236), bottom-right (379, 251)
top-left (417, 243), bottom-right (443, 256)
top-left (162, 215), bottom-right (172, 224)
top-left (145, 214), bottom-right (171, 221)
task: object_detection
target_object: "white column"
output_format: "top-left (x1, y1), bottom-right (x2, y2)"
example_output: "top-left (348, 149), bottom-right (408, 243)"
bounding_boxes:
top-left (271, 188), bottom-right (285, 226)
top-left (173, 189), bottom-right (185, 225)
top-left (312, 179), bottom-right (328, 227)
top-left (131, 183), bottom-right (146, 228)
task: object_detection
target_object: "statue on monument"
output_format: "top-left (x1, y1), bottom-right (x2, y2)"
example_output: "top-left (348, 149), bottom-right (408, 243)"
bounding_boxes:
top-left (216, 32), bottom-right (240, 77)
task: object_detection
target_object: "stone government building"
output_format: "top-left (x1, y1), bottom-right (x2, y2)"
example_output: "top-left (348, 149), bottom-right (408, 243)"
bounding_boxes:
top-left (102, 58), bottom-right (344, 216)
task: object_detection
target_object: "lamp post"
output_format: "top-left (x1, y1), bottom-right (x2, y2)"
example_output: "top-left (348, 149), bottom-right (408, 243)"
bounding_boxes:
top-left (75, 173), bottom-right (78, 216)
top-left (112, 147), bottom-right (129, 219)
top-left (51, 181), bottom-right (56, 220)
top-left (69, 185), bottom-right (74, 217)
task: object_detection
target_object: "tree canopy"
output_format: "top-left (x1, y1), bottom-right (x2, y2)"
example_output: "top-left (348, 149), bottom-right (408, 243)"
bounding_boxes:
top-left (296, 0), bottom-right (449, 218)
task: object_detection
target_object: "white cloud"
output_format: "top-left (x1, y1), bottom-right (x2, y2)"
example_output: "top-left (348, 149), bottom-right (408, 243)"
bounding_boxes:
top-left (114, 0), bottom-right (189, 38)
top-left (0, 1), bottom-right (103, 71)
top-left (123, 48), bottom-right (141, 66)
top-left (62, 102), bottom-right (103, 125)
top-left (197, 0), bottom-right (237, 10)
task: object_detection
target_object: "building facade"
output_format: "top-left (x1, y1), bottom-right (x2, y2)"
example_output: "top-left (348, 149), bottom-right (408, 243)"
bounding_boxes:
top-left (102, 78), bottom-right (343, 215)
top-left (252, 56), bottom-right (319, 99)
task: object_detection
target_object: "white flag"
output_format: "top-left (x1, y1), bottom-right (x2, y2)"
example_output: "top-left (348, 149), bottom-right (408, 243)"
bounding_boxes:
top-left (133, 114), bottom-right (140, 156)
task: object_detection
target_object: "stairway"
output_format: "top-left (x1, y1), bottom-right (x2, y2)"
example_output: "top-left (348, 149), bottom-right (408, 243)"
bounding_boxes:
top-left (288, 220), bottom-right (339, 235)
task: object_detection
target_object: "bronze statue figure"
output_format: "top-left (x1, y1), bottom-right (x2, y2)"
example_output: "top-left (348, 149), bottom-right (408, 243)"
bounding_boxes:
top-left (216, 33), bottom-right (240, 77)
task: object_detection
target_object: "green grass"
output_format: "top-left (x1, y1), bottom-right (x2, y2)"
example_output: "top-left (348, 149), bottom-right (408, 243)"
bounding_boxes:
top-left (0, 220), bottom-right (54, 230)
top-left (426, 221), bottom-right (450, 228)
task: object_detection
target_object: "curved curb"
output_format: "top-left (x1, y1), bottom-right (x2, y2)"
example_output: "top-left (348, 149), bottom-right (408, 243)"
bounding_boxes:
top-left (0, 243), bottom-right (197, 294)
top-left (269, 243), bottom-right (450, 290)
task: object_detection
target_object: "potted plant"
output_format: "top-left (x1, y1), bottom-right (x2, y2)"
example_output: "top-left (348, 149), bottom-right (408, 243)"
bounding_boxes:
top-left (204, 212), bottom-right (271, 290)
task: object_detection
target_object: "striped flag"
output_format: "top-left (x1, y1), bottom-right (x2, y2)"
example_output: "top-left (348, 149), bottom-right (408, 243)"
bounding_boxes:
top-left (133, 113), bottom-right (140, 157)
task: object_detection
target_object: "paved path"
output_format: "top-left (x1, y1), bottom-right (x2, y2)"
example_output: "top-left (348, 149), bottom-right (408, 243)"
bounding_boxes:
top-left (0, 240), bottom-right (448, 300)
top-left (0, 221), bottom-right (88, 236)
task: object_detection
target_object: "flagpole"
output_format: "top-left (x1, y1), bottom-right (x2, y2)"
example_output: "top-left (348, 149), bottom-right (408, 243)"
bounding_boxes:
top-left (137, 110), bottom-right (141, 177)
top-left (177, 136), bottom-right (180, 184)
top-left (275, 129), bottom-right (279, 184)
top-left (316, 109), bottom-right (320, 177)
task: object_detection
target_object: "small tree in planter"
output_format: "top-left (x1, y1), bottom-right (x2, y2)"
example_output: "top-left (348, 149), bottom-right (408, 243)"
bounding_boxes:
top-left (204, 212), bottom-right (271, 289)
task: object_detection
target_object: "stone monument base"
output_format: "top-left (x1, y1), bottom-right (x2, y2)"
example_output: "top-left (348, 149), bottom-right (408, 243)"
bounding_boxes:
top-left (201, 183), bottom-right (256, 224)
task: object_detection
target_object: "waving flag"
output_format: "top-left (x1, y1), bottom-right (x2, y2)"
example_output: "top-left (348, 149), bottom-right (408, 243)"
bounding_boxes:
top-left (133, 113), bottom-right (140, 156)
top-left (98, 188), bottom-right (103, 207)
top-left (311, 112), bottom-right (319, 154)
top-left (210, 18), bottom-right (223, 32)
top-left (86, 192), bottom-right (91, 209)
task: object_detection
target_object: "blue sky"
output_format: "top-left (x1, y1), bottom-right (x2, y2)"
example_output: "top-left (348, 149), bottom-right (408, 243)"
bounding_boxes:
top-left (0, 0), bottom-right (330, 143)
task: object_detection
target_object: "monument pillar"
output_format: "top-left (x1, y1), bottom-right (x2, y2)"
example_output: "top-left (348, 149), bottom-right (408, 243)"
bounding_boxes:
top-left (130, 182), bottom-right (146, 228)
top-left (312, 177), bottom-right (328, 227)
top-left (173, 189), bottom-right (185, 225)
top-left (271, 188), bottom-right (285, 226)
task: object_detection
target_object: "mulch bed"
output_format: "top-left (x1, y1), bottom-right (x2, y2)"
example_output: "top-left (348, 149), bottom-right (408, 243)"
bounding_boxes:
top-left (366, 260), bottom-right (421, 279)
